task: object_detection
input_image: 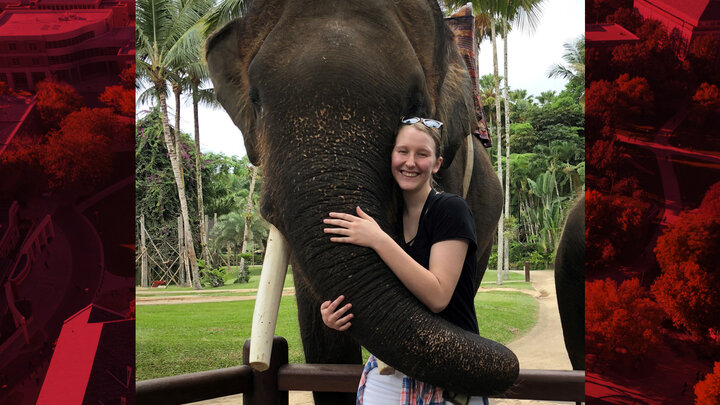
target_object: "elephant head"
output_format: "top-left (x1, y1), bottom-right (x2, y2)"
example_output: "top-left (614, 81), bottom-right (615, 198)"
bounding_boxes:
top-left (206, 0), bottom-right (517, 396)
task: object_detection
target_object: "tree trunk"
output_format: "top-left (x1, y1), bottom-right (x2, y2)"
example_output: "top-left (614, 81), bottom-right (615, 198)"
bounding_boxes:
top-left (140, 214), bottom-right (148, 287)
top-left (192, 81), bottom-right (210, 267)
top-left (226, 243), bottom-right (232, 271)
top-left (238, 165), bottom-right (257, 283)
top-left (178, 215), bottom-right (186, 286)
top-left (212, 212), bottom-right (218, 265)
top-left (503, 22), bottom-right (511, 280)
top-left (157, 85), bottom-right (202, 289)
top-left (491, 20), bottom-right (503, 286)
top-left (173, 83), bottom-right (182, 140)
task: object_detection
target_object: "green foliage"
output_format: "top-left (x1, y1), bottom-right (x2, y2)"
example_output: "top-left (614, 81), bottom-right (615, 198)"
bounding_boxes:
top-left (136, 108), bottom-right (199, 252)
top-left (198, 260), bottom-right (227, 288)
top-left (509, 241), bottom-right (551, 269)
top-left (484, 68), bottom-right (585, 265)
top-left (508, 122), bottom-right (536, 152)
top-left (136, 109), bottom-right (268, 280)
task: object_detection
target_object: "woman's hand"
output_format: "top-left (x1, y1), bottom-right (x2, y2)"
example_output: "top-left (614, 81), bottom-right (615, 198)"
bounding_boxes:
top-left (323, 206), bottom-right (387, 249)
top-left (320, 295), bottom-right (353, 331)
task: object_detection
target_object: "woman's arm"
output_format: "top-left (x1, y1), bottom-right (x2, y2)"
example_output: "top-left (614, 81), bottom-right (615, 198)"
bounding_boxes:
top-left (324, 207), bottom-right (468, 313)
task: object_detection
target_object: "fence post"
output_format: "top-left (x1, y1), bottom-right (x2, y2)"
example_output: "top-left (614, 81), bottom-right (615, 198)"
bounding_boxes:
top-left (243, 336), bottom-right (289, 405)
top-left (524, 261), bottom-right (530, 282)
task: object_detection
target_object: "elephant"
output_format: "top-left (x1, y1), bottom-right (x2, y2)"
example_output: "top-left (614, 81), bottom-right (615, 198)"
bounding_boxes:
top-left (554, 195), bottom-right (585, 371)
top-left (206, 0), bottom-right (518, 402)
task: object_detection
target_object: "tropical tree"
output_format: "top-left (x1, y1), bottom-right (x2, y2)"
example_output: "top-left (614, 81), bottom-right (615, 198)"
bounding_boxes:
top-left (237, 165), bottom-right (258, 282)
top-left (548, 35), bottom-right (585, 104)
top-left (136, 0), bottom-right (214, 289)
top-left (180, 25), bottom-right (219, 266)
top-left (499, 0), bottom-right (545, 278)
top-left (535, 90), bottom-right (556, 105)
top-left (136, 108), bottom-right (201, 285)
top-left (478, 74), bottom-right (502, 126)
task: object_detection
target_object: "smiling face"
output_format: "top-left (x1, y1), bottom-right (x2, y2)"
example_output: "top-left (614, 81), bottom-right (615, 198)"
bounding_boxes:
top-left (391, 124), bottom-right (443, 195)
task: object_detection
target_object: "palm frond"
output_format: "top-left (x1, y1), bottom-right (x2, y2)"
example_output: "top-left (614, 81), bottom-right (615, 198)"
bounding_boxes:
top-left (137, 86), bottom-right (159, 107)
top-left (202, 0), bottom-right (249, 37)
top-left (196, 87), bottom-right (220, 109)
top-left (505, 0), bottom-right (545, 34)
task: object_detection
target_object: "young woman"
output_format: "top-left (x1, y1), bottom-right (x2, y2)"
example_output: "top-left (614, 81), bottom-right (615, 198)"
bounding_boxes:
top-left (321, 117), bottom-right (487, 405)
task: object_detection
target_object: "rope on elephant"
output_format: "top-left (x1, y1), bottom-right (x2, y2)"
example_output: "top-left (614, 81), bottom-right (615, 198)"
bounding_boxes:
top-left (446, 5), bottom-right (492, 148)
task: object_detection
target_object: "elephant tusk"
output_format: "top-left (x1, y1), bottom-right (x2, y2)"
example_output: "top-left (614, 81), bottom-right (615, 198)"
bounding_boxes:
top-left (249, 225), bottom-right (290, 371)
top-left (376, 359), bottom-right (395, 375)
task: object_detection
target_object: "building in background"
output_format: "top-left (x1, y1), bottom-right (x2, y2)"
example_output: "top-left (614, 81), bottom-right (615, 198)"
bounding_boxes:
top-left (634, 0), bottom-right (720, 57)
top-left (586, 23), bottom-right (641, 49)
top-left (0, 0), bottom-right (133, 91)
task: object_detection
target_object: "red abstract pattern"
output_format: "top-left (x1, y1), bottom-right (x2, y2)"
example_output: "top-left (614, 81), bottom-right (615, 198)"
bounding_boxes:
top-left (586, 0), bottom-right (720, 403)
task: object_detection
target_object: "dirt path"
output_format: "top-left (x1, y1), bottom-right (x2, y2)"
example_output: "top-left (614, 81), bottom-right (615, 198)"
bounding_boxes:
top-left (490, 271), bottom-right (573, 405)
top-left (173, 271), bottom-right (572, 404)
top-left (136, 289), bottom-right (296, 305)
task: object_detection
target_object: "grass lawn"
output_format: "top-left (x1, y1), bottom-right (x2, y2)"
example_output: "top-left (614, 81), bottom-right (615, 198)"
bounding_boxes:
top-left (136, 291), bottom-right (538, 381)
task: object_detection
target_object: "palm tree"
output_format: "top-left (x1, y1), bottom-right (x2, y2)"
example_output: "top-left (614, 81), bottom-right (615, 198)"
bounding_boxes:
top-left (548, 35), bottom-right (585, 104)
top-left (499, 0), bottom-right (545, 279)
top-left (444, 0), bottom-right (504, 284)
top-left (478, 74), bottom-right (502, 126)
top-left (137, 0), bottom-right (213, 289)
top-left (536, 90), bottom-right (557, 105)
top-left (183, 27), bottom-right (219, 267)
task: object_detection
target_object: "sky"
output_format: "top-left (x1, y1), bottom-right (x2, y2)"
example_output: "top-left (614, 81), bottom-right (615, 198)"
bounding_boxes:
top-left (148, 0), bottom-right (584, 159)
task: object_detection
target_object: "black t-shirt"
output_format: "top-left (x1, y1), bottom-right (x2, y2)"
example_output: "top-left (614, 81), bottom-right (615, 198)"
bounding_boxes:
top-left (399, 189), bottom-right (479, 334)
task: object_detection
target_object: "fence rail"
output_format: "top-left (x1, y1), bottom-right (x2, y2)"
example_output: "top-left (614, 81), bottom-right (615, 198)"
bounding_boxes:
top-left (136, 337), bottom-right (585, 404)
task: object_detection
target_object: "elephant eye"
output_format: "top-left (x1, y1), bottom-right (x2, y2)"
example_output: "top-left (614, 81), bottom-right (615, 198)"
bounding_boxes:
top-left (249, 87), bottom-right (260, 105)
top-left (249, 87), bottom-right (263, 116)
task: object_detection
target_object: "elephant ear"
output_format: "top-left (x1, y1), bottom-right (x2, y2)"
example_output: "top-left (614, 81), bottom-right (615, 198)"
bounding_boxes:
top-left (435, 50), bottom-right (476, 169)
top-left (206, 9), bottom-right (277, 166)
top-left (393, 1), bottom-right (474, 169)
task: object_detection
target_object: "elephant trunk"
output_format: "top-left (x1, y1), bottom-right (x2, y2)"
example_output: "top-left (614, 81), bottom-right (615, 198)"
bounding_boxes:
top-left (263, 124), bottom-right (518, 395)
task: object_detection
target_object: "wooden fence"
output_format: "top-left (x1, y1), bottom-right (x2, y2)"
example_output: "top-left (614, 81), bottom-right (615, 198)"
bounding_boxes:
top-left (136, 337), bottom-right (585, 404)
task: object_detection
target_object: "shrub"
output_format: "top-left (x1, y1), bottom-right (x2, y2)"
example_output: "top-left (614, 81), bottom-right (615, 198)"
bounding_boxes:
top-left (198, 260), bottom-right (227, 288)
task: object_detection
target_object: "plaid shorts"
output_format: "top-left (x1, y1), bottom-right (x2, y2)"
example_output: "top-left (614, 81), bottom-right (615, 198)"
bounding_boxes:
top-left (356, 355), bottom-right (446, 405)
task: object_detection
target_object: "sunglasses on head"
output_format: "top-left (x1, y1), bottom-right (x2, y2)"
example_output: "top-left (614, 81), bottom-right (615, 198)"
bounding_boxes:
top-left (401, 117), bottom-right (444, 129)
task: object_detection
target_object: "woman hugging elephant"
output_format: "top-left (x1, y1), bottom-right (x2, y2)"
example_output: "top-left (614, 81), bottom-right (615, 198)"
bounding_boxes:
top-left (206, 0), bottom-right (518, 403)
top-left (322, 118), bottom-right (491, 404)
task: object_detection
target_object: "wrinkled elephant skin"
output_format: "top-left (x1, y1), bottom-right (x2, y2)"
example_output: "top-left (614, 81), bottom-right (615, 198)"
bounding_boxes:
top-left (555, 196), bottom-right (585, 370)
top-left (206, 0), bottom-right (516, 400)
